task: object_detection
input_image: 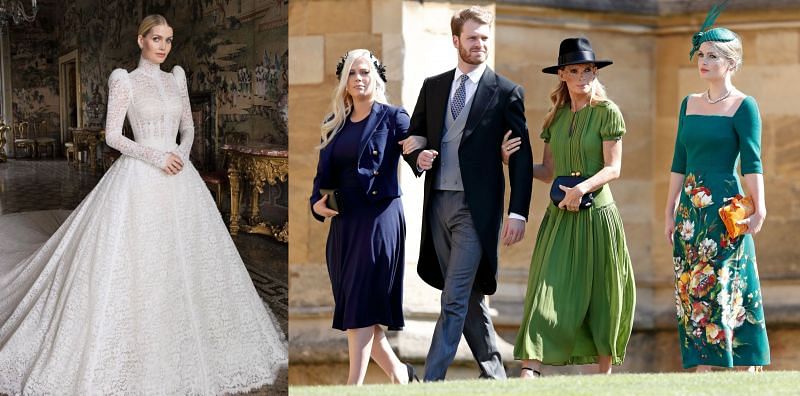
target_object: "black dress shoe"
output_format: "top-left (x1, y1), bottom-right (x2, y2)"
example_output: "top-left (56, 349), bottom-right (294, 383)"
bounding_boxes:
top-left (405, 362), bottom-right (420, 383)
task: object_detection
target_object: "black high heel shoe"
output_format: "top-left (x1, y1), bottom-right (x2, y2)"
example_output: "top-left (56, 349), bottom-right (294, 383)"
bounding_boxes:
top-left (404, 362), bottom-right (420, 383)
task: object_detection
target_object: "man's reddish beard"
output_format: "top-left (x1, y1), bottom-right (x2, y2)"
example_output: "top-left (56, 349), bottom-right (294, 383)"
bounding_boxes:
top-left (457, 40), bottom-right (486, 66)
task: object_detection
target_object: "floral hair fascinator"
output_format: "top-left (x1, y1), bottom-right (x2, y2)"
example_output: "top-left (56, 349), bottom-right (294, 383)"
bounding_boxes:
top-left (689, 0), bottom-right (737, 60)
top-left (335, 52), bottom-right (388, 83)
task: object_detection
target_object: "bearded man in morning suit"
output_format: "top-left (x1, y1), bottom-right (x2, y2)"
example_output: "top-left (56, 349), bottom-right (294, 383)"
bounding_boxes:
top-left (401, 6), bottom-right (534, 381)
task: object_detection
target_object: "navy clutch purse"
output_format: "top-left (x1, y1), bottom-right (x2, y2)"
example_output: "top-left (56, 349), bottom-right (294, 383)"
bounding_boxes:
top-left (550, 175), bottom-right (594, 209)
top-left (319, 188), bottom-right (344, 213)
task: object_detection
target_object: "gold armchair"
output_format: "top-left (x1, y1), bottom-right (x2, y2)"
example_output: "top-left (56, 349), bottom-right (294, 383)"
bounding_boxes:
top-left (65, 126), bottom-right (77, 163)
top-left (13, 121), bottom-right (35, 158)
top-left (34, 120), bottom-right (56, 159)
top-left (64, 141), bottom-right (76, 162)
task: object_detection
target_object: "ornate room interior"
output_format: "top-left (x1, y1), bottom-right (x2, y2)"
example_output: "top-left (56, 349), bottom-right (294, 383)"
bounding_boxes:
top-left (0, 2), bottom-right (288, 392)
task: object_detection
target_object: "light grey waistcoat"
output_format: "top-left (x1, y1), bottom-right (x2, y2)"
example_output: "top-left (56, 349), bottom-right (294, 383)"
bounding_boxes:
top-left (434, 93), bottom-right (475, 191)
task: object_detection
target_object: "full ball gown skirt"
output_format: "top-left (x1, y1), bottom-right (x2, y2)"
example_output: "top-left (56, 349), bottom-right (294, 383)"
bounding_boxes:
top-left (0, 59), bottom-right (287, 395)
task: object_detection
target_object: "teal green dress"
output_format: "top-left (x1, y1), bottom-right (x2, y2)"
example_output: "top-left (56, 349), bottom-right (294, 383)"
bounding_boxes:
top-left (671, 96), bottom-right (770, 369)
top-left (514, 101), bottom-right (636, 365)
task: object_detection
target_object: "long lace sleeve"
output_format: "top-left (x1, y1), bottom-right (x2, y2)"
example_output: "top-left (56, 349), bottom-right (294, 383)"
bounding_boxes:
top-left (105, 69), bottom-right (169, 168)
top-left (172, 66), bottom-right (194, 162)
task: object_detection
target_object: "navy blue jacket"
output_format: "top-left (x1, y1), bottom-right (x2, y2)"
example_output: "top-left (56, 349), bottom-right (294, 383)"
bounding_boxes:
top-left (310, 102), bottom-right (410, 222)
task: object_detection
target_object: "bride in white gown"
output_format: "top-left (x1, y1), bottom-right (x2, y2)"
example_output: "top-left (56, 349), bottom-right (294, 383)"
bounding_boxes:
top-left (0, 15), bottom-right (287, 395)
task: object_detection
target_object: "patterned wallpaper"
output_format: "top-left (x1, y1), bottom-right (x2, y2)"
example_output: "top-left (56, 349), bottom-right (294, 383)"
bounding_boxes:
top-left (8, 18), bottom-right (60, 142)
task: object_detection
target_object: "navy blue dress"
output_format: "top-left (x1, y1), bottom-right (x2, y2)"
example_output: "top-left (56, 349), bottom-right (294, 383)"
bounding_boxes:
top-left (326, 116), bottom-right (406, 330)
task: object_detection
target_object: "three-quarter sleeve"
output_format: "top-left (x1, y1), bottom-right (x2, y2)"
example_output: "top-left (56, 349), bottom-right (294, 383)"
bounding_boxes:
top-left (600, 102), bottom-right (626, 141)
top-left (172, 65), bottom-right (195, 162)
top-left (104, 69), bottom-right (169, 168)
top-left (733, 96), bottom-right (763, 174)
top-left (670, 97), bottom-right (689, 174)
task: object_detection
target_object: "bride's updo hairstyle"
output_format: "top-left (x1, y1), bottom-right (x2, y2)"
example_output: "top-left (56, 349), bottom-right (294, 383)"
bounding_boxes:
top-left (138, 14), bottom-right (170, 37)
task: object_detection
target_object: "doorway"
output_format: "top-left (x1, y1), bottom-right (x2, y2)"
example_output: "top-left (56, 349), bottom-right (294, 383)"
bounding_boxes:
top-left (59, 49), bottom-right (81, 156)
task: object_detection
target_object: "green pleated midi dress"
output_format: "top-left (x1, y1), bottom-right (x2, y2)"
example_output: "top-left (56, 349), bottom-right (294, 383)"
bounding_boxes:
top-left (514, 100), bottom-right (636, 365)
top-left (671, 96), bottom-right (770, 369)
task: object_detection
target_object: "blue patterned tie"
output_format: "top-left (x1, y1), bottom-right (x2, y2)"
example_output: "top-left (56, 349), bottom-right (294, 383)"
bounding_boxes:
top-left (450, 74), bottom-right (469, 119)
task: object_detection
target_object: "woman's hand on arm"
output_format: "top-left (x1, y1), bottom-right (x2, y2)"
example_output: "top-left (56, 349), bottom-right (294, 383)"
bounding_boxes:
top-left (398, 135), bottom-right (427, 155)
top-left (502, 131), bottom-right (554, 183)
top-left (500, 130), bottom-right (521, 165)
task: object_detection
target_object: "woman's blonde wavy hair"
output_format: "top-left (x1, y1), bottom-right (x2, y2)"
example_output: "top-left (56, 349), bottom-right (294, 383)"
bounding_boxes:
top-left (318, 49), bottom-right (388, 149)
top-left (542, 65), bottom-right (609, 130)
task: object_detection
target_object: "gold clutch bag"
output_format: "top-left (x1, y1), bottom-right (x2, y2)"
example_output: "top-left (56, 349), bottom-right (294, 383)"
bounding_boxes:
top-left (718, 194), bottom-right (754, 238)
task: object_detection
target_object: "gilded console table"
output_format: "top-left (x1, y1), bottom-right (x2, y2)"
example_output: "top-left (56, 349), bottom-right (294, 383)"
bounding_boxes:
top-left (222, 144), bottom-right (288, 242)
top-left (70, 127), bottom-right (103, 172)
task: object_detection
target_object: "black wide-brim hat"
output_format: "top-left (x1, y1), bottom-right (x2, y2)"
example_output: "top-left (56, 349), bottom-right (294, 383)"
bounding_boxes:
top-left (542, 37), bottom-right (613, 74)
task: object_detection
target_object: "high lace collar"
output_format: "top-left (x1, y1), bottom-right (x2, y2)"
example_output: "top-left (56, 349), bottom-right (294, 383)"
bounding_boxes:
top-left (137, 57), bottom-right (163, 76)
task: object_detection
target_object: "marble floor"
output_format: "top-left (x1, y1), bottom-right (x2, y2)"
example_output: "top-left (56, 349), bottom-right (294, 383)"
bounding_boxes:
top-left (0, 159), bottom-right (287, 395)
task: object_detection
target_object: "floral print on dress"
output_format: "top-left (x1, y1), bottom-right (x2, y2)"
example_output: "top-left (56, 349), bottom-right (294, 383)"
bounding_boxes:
top-left (673, 174), bottom-right (765, 360)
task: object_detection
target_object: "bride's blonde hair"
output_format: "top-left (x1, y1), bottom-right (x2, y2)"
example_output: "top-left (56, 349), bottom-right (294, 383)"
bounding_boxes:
top-left (318, 49), bottom-right (388, 149)
top-left (138, 14), bottom-right (169, 37)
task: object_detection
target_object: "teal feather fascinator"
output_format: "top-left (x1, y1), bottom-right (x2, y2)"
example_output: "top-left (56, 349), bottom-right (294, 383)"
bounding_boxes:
top-left (690, 0), bottom-right (737, 60)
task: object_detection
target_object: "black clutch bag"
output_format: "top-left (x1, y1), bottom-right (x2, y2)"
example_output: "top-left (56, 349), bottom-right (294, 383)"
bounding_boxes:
top-left (319, 188), bottom-right (344, 213)
top-left (550, 176), bottom-right (594, 209)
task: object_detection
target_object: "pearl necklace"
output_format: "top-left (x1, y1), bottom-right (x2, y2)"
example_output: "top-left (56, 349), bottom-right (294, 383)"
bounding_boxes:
top-left (706, 89), bottom-right (732, 104)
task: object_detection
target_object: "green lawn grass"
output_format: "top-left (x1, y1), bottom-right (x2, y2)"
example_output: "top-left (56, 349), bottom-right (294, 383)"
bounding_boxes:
top-left (290, 371), bottom-right (800, 395)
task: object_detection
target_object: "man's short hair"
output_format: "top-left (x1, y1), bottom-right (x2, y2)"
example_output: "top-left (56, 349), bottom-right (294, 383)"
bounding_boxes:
top-left (451, 6), bottom-right (494, 37)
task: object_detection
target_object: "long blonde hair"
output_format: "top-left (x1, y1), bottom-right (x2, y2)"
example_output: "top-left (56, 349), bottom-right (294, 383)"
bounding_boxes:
top-left (542, 67), bottom-right (608, 130)
top-left (318, 49), bottom-right (388, 149)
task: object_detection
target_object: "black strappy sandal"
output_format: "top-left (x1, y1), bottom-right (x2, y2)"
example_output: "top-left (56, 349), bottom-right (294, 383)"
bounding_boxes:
top-left (521, 367), bottom-right (542, 378)
top-left (405, 362), bottom-right (420, 383)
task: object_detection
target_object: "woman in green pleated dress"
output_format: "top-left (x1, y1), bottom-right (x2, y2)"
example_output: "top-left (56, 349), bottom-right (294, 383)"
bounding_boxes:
top-left (664, 8), bottom-right (769, 372)
top-left (503, 37), bottom-right (635, 377)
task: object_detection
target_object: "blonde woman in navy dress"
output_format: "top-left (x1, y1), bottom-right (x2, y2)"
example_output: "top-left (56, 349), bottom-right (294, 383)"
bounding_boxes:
top-left (310, 49), bottom-right (422, 385)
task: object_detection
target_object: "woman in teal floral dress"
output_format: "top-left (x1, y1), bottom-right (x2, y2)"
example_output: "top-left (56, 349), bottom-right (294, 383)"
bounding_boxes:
top-left (664, 12), bottom-right (770, 371)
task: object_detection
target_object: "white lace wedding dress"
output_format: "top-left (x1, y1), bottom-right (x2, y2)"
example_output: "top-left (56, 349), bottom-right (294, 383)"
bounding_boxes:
top-left (0, 58), bottom-right (287, 395)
